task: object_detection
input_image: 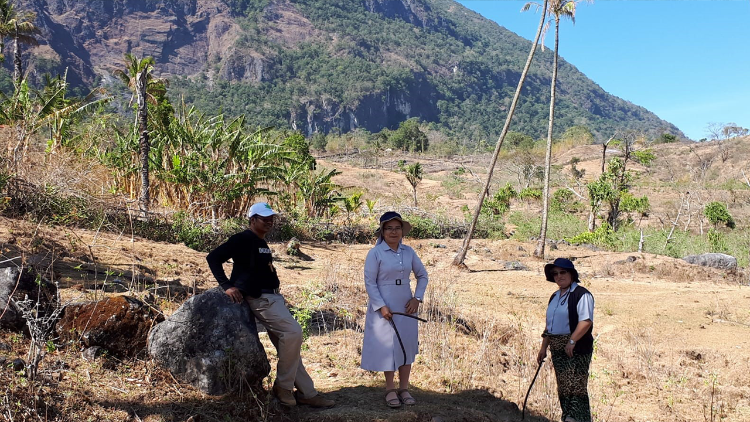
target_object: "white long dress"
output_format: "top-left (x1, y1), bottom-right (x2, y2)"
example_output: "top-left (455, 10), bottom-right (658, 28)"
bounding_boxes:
top-left (360, 239), bottom-right (429, 371)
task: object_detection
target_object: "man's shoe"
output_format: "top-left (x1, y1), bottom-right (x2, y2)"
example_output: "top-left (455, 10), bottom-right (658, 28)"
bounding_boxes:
top-left (296, 393), bottom-right (335, 408)
top-left (272, 384), bottom-right (296, 406)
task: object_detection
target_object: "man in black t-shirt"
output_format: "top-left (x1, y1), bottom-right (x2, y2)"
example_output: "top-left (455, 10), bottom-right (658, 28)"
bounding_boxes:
top-left (207, 202), bottom-right (334, 408)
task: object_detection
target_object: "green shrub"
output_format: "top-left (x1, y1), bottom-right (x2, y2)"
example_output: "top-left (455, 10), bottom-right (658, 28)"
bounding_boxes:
top-left (518, 187), bottom-right (542, 201)
top-left (704, 202), bottom-right (735, 229)
top-left (551, 188), bottom-right (583, 212)
top-left (567, 223), bottom-right (617, 248)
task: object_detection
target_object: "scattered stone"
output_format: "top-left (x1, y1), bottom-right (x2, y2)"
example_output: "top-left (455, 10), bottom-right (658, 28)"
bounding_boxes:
top-left (615, 256), bottom-right (638, 265)
top-left (0, 356), bottom-right (6, 365)
top-left (517, 246), bottom-right (526, 252)
top-left (0, 267), bottom-right (58, 332)
top-left (148, 287), bottom-right (270, 395)
top-left (11, 358), bottom-right (25, 372)
top-left (0, 341), bottom-right (11, 351)
top-left (433, 244), bottom-right (447, 249)
top-left (56, 296), bottom-right (164, 358)
top-left (683, 253), bottom-right (737, 271)
top-left (82, 346), bottom-right (103, 361)
top-left (548, 243), bottom-right (558, 251)
top-left (503, 261), bottom-right (528, 271)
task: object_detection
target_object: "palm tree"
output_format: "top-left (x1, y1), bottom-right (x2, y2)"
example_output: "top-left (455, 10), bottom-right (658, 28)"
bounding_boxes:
top-left (534, 0), bottom-right (589, 259)
top-left (453, 1), bottom-right (549, 267)
top-left (405, 162), bottom-right (423, 207)
top-left (114, 53), bottom-right (168, 219)
top-left (0, 0), bottom-right (39, 86)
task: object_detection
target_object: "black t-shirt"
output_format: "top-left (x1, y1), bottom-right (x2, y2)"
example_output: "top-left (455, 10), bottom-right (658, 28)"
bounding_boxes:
top-left (206, 229), bottom-right (280, 298)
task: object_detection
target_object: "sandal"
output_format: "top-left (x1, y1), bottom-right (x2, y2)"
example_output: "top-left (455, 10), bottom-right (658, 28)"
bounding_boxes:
top-left (385, 389), bottom-right (401, 408)
top-left (397, 389), bottom-right (416, 405)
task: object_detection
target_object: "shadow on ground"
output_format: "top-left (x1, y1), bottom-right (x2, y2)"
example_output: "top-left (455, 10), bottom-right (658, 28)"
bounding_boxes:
top-left (96, 386), bottom-right (555, 422)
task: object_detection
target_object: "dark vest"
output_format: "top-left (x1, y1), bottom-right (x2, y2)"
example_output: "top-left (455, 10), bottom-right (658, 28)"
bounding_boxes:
top-left (548, 285), bottom-right (594, 354)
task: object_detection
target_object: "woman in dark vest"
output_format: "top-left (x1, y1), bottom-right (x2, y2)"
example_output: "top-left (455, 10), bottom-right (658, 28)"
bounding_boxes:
top-left (537, 258), bottom-right (595, 422)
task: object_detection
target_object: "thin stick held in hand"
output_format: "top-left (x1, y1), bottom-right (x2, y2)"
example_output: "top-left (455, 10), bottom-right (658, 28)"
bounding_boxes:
top-left (522, 359), bottom-right (545, 420)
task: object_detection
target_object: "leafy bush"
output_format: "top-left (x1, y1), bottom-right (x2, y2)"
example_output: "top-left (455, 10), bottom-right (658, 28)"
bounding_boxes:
top-left (707, 229), bottom-right (729, 253)
top-left (551, 188), bottom-right (582, 212)
top-left (518, 187), bottom-right (542, 201)
top-left (567, 223), bottom-right (617, 248)
top-left (704, 202), bottom-right (735, 229)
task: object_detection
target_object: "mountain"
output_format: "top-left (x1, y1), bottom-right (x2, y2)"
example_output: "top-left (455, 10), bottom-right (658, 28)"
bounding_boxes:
top-left (14, 0), bottom-right (684, 142)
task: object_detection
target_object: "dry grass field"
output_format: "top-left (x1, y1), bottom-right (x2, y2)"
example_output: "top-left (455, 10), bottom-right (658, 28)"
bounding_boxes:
top-left (2, 138), bottom-right (750, 421)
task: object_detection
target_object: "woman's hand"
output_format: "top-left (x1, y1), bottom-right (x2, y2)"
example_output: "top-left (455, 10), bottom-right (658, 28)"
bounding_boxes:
top-left (380, 306), bottom-right (393, 320)
top-left (537, 347), bottom-right (547, 365)
top-left (405, 298), bottom-right (421, 314)
top-left (565, 341), bottom-right (575, 357)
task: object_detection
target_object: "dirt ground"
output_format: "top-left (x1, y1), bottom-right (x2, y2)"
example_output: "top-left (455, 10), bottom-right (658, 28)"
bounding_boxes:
top-left (2, 214), bottom-right (749, 421)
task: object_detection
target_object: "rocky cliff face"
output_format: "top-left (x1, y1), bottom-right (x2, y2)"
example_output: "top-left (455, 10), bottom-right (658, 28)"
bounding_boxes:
top-left (20, 0), bottom-right (242, 84)
top-left (12, 0), bottom-right (683, 139)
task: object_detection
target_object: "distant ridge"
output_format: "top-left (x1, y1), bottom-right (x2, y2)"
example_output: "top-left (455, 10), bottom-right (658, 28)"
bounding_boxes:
top-left (14, 0), bottom-right (684, 142)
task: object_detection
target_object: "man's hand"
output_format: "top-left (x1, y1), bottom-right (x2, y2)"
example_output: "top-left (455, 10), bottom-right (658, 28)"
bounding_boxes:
top-left (225, 287), bottom-right (243, 304)
top-left (380, 306), bottom-right (393, 320)
top-left (405, 298), bottom-right (421, 314)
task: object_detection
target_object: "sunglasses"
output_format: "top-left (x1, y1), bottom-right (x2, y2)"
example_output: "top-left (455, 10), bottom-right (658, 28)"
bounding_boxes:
top-left (551, 270), bottom-right (569, 277)
top-left (254, 215), bottom-right (275, 223)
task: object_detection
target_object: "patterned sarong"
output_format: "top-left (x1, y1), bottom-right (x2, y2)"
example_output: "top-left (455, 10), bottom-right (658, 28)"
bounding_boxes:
top-left (548, 335), bottom-right (592, 422)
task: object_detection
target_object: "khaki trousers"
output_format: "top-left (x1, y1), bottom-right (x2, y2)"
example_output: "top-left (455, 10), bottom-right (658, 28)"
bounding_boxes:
top-left (245, 293), bottom-right (317, 398)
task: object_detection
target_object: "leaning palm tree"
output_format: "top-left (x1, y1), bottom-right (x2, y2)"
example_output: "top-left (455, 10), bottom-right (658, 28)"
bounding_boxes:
top-left (534, 0), bottom-right (590, 259)
top-left (113, 53), bottom-right (168, 219)
top-left (453, 1), bottom-right (549, 267)
top-left (0, 0), bottom-right (39, 85)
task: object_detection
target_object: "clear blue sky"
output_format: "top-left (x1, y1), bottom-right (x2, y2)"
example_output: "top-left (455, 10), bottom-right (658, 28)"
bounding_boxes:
top-left (457, 0), bottom-right (750, 141)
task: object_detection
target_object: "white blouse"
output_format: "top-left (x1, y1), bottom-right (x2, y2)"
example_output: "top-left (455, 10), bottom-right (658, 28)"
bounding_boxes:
top-left (545, 282), bottom-right (594, 335)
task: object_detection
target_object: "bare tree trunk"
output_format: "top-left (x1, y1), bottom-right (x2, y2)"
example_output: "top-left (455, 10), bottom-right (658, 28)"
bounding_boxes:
top-left (136, 70), bottom-right (150, 220)
top-left (13, 22), bottom-right (21, 87)
top-left (412, 186), bottom-right (418, 207)
top-left (533, 16), bottom-right (561, 259)
top-left (453, 1), bottom-right (548, 267)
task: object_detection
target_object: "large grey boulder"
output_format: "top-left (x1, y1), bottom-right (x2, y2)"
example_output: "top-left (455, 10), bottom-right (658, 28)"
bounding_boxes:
top-left (683, 253), bottom-right (737, 271)
top-left (147, 287), bottom-right (270, 395)
top-left (0, 267), bottom-right (58, 331)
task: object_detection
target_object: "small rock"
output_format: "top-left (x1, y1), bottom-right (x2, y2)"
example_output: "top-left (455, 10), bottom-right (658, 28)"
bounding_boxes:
top-left (548, 243), bottom-right (558, 250)
top-left (82, 346), bottom-right (103, 361)
top-left (433, 244), bottom-right (447, 249)
top-left (11, 358), bottom-right (25, 372)
top-left (504, 261), bottom-right (528, 271)
top-left (626, 256), bottom-right (637, 262)
top-left (286, 238), bottom-right (301, 256)
top-left (0, 342), bottom-right (11, 351)
top-left (0, 356), bottom-right (6, 365)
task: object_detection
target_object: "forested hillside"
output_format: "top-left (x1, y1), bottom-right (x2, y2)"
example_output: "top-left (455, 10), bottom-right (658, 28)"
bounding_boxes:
top-left (12, 0), bottom-right (683, 143)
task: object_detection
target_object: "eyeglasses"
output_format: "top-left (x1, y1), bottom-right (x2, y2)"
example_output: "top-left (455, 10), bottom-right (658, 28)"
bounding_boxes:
top-left (383, 226), bottom-right (402, 232)
top-left (552, 270), bottom-right (568, 277)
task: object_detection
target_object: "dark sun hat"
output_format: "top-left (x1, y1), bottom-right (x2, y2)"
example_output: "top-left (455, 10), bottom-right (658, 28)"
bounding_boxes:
top-left (544, 257), bottom-right (579, 282)
top-left (376, 211), bottom-right (412, 236)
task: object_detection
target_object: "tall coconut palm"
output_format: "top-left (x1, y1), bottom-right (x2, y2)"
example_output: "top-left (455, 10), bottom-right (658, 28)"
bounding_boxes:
top-left (534, 0), bottom-right (590, 259)
top-left (113, 53), bottom-right (168, 219)
top-left (453, 1), bottom-right (548, 267)
top-left (0, 0), bottom-right (39, 85)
